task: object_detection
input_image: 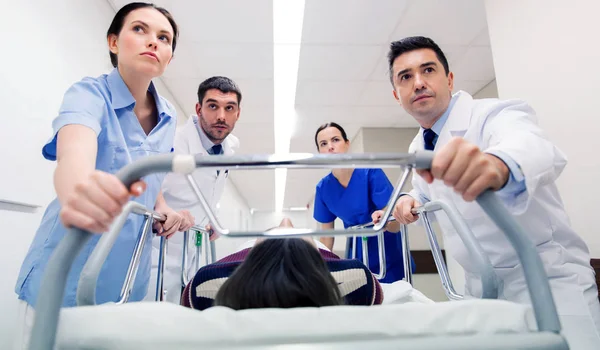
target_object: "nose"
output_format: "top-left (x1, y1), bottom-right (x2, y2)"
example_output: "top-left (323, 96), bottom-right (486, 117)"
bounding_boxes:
top-left (413, 73), bottom-right (426, 92)
top-left (147, 37), bottom-right (158, 50)
top-left (328, 144), bottom-right (335, 153)
top-left (216, 108), bottom-right (226, 121)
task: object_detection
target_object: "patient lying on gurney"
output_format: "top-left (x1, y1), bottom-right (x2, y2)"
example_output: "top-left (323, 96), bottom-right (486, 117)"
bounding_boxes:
top-left (181, 218), bottom-right (384, 310)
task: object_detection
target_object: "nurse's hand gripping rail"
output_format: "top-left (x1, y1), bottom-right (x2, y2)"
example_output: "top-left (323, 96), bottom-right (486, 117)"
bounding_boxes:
top-left (28, 152), bottom-right (563, 350)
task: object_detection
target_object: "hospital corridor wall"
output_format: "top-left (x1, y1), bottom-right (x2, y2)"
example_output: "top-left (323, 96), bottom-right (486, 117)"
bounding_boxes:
top-left (484, 0), bottom-right (600, 258)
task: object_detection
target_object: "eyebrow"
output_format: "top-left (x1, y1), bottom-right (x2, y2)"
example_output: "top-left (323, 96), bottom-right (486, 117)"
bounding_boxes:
top-left (205, 98), bottom-right (238, 106)
top-left (396, 61), bottom-right (438, 79)
top-left (131, 20), bottom-right (172, 37)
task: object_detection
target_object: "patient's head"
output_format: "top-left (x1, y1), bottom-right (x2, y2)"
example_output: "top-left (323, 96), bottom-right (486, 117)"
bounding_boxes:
top-left (214, 238), bottom-right (342, 310)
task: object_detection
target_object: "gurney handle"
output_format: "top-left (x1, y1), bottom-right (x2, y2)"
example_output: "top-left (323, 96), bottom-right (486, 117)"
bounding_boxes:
top-left (28, 151), bottom-right (561, 350)
top-left (413, 200), bottom-right (500, 300)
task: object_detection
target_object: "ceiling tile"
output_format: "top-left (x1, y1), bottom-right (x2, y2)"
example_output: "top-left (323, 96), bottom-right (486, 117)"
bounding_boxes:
top-left (302, 0), bottom-right (409, 45)
top-left (297, 45), bottom-right (383, 81)
top-left (358, 80), bottom-right (399, 107)
top-left (229, 122), bottom-right (275, 154)
top-left (190, 43), bottom-right (274, 80)
top-left (390, 0), bottom-right (487, 46)
top-left (295, 81), bottom-right (364, 106)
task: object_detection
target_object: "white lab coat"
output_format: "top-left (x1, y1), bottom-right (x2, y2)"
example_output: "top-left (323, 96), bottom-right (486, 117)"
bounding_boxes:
top-left (147, 116), bottom-right (239, 304)
top-left (408, 91), bottom-right (600, 349)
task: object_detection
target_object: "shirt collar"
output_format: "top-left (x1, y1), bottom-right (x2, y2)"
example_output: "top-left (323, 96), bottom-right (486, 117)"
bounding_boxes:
top-left (424, 92), bottom-right (459, 135)
top-left (107, 68), bottom-right (135, 109)
top-left (107, 68), bottom-right (173, 122)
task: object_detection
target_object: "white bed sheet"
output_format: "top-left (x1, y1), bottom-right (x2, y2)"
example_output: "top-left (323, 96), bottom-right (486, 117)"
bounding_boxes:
top-left (55, 282), bottom-right (536, 349)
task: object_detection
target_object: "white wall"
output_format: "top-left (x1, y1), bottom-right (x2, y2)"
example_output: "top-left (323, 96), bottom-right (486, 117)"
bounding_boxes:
top-left (0, 2), bottom-right (116, 347)
top-left (0, 1), bottom-right (244, 348)
top-left (485, 0), bottom-right (600, 257)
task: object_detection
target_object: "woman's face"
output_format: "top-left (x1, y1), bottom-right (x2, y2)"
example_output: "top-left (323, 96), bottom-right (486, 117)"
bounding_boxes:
top-left (108, 7), bottom-right (174, 77)
top-left (316, 127), bottom-right (349, 154)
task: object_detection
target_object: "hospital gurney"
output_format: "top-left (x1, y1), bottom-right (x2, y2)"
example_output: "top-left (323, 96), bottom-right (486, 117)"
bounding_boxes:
top-left (29, 152), bottom-right (568, 350)
top-left (348, 197), bottom-right (500, 300)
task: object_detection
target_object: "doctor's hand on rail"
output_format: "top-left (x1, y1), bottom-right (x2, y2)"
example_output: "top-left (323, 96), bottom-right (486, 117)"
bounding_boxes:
top-left (59, 171), bottom-right (147, 233)
top-left (416, 138), bottom-right (510, 202)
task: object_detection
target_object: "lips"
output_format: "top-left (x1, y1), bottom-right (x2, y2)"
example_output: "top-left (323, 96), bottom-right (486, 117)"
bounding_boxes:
top-left (141, 52), bottom-right (158, 61)
top-left (413, 95), bottom-right (432, 103)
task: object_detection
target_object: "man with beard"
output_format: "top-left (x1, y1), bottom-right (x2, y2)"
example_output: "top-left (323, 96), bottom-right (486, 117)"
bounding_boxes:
top-left (147, 76), bottom-right (241, 303)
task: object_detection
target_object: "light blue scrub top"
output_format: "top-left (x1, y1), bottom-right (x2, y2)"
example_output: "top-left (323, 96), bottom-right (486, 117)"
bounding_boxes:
top-left (15, 68), bottom-right (177, 307)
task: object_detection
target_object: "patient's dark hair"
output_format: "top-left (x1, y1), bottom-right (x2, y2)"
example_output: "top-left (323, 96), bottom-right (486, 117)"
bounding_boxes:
top-left (214, 238), bottom-right (342, 310)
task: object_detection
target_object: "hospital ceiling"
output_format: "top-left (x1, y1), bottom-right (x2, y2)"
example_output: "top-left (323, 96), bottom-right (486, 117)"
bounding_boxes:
top-left (109, 0), bottom-right (495, 212)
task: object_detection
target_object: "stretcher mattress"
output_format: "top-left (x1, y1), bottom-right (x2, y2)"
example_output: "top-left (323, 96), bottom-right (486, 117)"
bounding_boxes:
top-left (55, 288), bottom-right (536, 349)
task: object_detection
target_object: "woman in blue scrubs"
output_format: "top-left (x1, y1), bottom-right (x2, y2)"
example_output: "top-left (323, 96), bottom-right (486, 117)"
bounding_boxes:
top-left (14, 4), bottom-right (194, 335)
top-left (312, 122), bottom-right (413, 283)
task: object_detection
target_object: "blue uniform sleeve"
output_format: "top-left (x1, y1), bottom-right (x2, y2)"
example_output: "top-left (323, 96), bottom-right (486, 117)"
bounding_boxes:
top-left (368, 169), bottom-right (394, 209)
top-left (42, 78), bottom-right (106, 161)
top-left (313, 183), bottom-right (336, 223)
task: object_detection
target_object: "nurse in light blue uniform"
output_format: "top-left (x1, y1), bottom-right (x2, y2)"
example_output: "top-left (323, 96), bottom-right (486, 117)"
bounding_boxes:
top-left (313, 122), bottom-right (414, 283)
top-left (15, 3), bottom-right (193, 311)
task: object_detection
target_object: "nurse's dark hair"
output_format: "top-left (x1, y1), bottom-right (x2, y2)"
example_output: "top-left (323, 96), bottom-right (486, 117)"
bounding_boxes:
top-left (314, 122), bottom-right (349, 149)
top-left (387, 36), bottom-right (449, 86)
top-left (197, 76), bottom-right (243, 105)
top-left (214, 238), bottom-right (343, 310)
top-left (107, 2), bottom-right (179, 68)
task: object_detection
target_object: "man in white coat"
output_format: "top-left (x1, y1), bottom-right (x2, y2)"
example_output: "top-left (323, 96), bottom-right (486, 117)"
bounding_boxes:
top-left (148, 76), bottom-right (241, 303)
top-left (388, 36), bottom-right (600, 349)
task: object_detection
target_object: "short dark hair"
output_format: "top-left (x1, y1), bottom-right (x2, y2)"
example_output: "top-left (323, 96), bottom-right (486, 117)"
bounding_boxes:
top-left (214, 238), bottom-right (342, 310)
top-left (197, 76), bottom-right (242, 105)
top-left (314, 122), bottom-right (349, 149)
top-left (107, 2), bottom-right (179, 68)
top-left (387, 36), bottom-right (449, 86)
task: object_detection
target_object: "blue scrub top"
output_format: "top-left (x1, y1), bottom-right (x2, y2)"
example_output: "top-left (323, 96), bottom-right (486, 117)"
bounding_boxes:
top-left (313, 168), bottom-right (414, 283)
top-left (15, 68), bottom-right (177, 308)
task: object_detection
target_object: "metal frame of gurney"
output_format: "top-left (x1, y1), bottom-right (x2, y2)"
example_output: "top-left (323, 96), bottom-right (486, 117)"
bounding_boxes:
top-left (28, 152), bottom-right (568, 350)
top-left (346, 196), bottom-right (500, 300)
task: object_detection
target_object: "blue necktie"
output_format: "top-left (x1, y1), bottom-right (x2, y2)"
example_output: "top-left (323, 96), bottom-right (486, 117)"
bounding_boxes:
top-left (423, 129), bottom-right (437, 151)
top-left (210, 144), bottom-right (222, 155)
top-left (209, 144), bottom-right (223, 175)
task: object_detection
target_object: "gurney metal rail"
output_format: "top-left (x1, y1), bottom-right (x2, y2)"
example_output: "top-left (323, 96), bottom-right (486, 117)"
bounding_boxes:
top-left (29, 152), bottom-right (565, 350)
top-left (347, 197), bottom-right (499, 301)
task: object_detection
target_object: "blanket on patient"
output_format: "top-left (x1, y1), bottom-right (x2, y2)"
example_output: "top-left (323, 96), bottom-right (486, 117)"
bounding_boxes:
top-left (181, 248), bottom-right (383, 310)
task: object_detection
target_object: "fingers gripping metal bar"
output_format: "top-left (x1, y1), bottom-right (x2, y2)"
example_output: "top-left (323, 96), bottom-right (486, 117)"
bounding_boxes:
top-left (29, 151), bottom-right (561, 350)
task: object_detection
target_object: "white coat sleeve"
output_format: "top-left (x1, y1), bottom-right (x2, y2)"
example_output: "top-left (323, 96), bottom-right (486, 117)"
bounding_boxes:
top-left (482, 99), bottom-right (567, 215)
